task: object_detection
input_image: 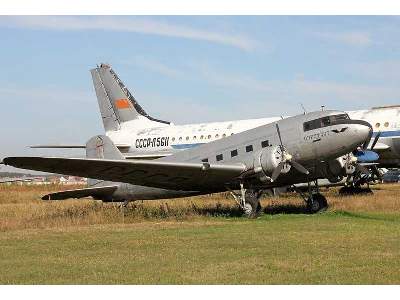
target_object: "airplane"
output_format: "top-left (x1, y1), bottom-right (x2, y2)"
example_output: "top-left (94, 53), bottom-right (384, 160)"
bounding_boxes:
top-left (31, 64), bottom-right (399, 171)
top-left (2, 110), bottom-right (373, 217)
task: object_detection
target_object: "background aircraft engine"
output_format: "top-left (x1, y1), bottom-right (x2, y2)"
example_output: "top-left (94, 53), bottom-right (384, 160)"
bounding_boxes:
top-left (253, 146), bottom-right (290, 182)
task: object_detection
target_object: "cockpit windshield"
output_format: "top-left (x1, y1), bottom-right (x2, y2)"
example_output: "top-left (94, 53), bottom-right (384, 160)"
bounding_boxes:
top-left (303, 114), bottom-right (350, 131)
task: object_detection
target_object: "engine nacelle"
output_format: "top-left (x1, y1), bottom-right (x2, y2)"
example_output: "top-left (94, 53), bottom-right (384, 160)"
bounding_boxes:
top-left (325, 157), bottom-right (346, 183)
top-left (253, 146), bottom-right (290, 182)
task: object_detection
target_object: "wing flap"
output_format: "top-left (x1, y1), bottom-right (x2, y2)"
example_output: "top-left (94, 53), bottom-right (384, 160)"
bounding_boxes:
top-left (3, 157), bottom-right (245, 191)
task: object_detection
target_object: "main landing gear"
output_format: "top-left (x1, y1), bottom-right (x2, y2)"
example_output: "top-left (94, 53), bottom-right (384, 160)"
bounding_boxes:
top-left (228, 183), bottom-right (262, 218)
top-left (293, 180), bottom-right (328, 214)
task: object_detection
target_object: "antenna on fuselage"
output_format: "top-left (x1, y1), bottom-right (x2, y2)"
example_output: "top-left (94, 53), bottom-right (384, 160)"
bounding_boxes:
top-left (300, 103), bottom-right (306, 114)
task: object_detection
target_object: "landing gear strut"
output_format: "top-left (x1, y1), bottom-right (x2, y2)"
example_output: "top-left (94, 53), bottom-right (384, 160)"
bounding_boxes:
top-left (228, 183), bottom-right (262, 218)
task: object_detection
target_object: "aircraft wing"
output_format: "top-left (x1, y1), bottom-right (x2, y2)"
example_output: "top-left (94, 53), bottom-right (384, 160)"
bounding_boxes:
top-left (370, 142), bottom-right (390, 151)
top-left (3, 157), bottom-right (246, 191)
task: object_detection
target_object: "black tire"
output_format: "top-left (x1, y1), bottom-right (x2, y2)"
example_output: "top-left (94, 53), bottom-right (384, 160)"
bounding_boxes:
top-left (243, 190), bottom-right (262, 218)
top-left (306, 193), bottom-right (328, 214)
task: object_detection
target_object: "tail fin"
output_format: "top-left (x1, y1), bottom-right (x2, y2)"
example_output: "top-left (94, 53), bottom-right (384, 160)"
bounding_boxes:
top-left (90, 63), bottom-right (170, 132)
top-left (86, 135), bottom-right (124, 187)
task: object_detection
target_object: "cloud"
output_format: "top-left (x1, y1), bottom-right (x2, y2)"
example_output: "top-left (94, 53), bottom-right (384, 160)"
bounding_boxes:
top-left (184, 63), bottom-right (400, 111)
top-left (314, 31), bottom-right (372, 47)
top-left (349, 60), bottom-right (400, 82)
top-left (0, 16), bottom-right (259, 51)
top-left (123, 57), bottom-right (184, 79)
top-left (121, 58), bottom-right (400, 112)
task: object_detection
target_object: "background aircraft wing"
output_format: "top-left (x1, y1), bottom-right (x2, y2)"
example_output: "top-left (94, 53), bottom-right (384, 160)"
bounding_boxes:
top-left (370, 142), bottom-right (390, 151)
top-left (3, 157), bottom-right (246, 191)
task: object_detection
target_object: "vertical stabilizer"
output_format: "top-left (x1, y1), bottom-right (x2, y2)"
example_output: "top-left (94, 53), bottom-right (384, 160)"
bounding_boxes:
top-left (90, 64), bottom-right (170, 132)
top-left (86, 135), bottom-right (124, 160)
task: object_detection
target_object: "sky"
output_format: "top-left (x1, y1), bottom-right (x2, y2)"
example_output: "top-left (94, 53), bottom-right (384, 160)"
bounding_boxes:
top-left (1, 16), bottom-right (400, 171)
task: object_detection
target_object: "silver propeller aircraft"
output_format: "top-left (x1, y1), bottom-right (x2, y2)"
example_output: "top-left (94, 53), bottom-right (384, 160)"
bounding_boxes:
top-left (3, 110), bottom-right (372, 217)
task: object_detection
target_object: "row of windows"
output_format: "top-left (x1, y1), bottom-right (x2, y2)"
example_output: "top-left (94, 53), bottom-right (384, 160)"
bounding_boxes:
top-left (375, 122), bottom-right (390, 128)
top-left (201, 140), bottom-right (270, 163)
top-left (171, 133), bottom-right (233, 142)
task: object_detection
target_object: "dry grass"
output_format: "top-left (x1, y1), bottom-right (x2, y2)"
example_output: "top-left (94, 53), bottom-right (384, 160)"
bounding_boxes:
top-left (1, 183), bottom-right (400, 232)
top-left (1, 183), bottom-right (399, 284)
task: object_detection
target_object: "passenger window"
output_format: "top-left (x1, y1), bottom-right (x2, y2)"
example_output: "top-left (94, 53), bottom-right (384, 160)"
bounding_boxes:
top-left (215, 134), bottom-right (219, 138)
top-left (222, 133), bottom-right (226, 138)
top-left (186, 136), bottom-right (189, 141)
top-left (172, 137), bottom-right (175, 142)
top-left (216, 154), bottom-right (223, 161)
top-left (376, 123), bottom-right (381, 128)
top-left (208, 135), bottom-right (212, 139)
top-left (179, 137), bottom-right (182, 141)
top-left (201, 158), bottom-right (208, 163)
top-left (384, 122), bottom-right (389, 127)
top-left (200, 135), bottom-right (204, 140)
top-left (231, 149), bottom-right (238, 157)
top-left (246, 145), bottom-right (253, 152)
top-left (193, 136), bottom-right (197, 139)
top-left (261, 140), bottom-right (269, 148)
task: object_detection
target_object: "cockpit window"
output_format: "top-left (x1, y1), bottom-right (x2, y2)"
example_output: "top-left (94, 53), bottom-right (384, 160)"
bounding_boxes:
top-left (303, 114), bottom-right (350, 132)
top-left (331, 114), bottom-right (350, 122)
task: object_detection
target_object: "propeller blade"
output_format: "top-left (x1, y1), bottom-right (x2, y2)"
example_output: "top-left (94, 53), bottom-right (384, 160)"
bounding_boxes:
top-left (370, 131), bottom-right (381, 151)
top-left (371, 165), bottom-right (382, 180)
top-left (275, 123), bottom-right (284, 149)
top-left (271, 162), bottom-right (285, 182)
top-left (356, 164), bottom-right (370, 176)
top-left (290, 160), bottom-right (309, 175)
top-left (362, 127), bottom-right (374, 150)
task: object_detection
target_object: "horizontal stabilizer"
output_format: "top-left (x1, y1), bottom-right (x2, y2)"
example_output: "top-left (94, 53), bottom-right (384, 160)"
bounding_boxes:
top-left (30, 144), bottom-right (86, 149)
top-left (42, 185), bottom-right (118, 200)
top-left (30, 144), bottom-right (131, 152)
top-left (3, 156), bottom-right (246, 191)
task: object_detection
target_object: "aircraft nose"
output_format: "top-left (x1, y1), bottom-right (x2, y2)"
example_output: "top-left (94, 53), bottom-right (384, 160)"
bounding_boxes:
top-left (352, 120), bottom-right (373, 147)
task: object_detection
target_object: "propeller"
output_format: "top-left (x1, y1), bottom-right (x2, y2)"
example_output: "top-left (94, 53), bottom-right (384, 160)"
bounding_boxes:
top-left (271, 124), bottom-right (309, 182)
top-left (370, 131), bottom-right (381, 151)
top-left (362, 127), bottom-right (374, 150)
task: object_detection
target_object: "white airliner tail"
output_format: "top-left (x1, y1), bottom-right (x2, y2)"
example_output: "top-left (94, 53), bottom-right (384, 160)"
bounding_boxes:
top-left (90, 64), bottom-right (170, 132)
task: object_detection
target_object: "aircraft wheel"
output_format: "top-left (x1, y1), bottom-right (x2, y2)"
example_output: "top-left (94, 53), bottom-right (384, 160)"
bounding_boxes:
top-left (306, 193), bottom-right (328, 214)
top-left (242, 190), bottom-right (262, 218)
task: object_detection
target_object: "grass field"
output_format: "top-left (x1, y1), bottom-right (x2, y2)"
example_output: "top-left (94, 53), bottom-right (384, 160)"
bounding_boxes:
top-left (0, 184), bottom-right (399, 284)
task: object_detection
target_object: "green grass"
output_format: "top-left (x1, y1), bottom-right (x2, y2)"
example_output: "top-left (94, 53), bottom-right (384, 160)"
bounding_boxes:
top-left (1, 211), bottom-right (399, 284)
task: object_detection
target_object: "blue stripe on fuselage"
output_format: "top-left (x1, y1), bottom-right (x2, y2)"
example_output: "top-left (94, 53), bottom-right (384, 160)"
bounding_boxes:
top-left (373, 130), bottom-right (400, 138)
top-left (171, 143), bottom-right (205, 150)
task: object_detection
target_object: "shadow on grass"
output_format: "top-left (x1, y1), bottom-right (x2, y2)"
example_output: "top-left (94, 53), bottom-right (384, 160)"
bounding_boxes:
top-left (192, 203), bottom-right (309, 217)
top-left (191, 203), bottom-right (244, 217)
top-left (263, 204), bottom-right (308, 215)
top-left (122, 202), bottom-right (310, 219)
